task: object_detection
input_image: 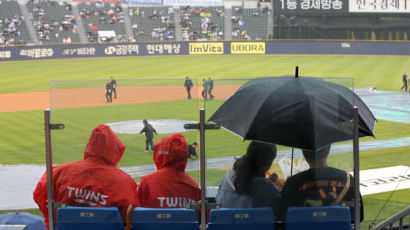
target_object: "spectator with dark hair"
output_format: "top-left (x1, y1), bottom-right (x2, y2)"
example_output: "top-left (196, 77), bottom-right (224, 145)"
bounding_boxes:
top-left (216, 141), bottom-right (281, 216)
top-left (136, 133), bottom-right (200, 208)
top-left (33, 125), bottom-right (138, 228)
top-left (278, 145), bottom-right (363, 223)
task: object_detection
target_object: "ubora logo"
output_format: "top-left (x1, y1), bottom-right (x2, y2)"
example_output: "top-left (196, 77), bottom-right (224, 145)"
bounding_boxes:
top-left (231, 42), bottom-right (265, 54)
top-left (189, 43), bottom-right (224, 55)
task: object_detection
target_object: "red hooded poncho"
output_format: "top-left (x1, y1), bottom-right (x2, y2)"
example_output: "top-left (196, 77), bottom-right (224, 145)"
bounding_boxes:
top-left (33, 125), bottom-right (138, 228)
top-left (136, 133), bottom-right (200, 208)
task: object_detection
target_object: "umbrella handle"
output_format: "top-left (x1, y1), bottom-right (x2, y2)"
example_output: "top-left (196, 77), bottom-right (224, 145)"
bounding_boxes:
top-left (290, 148), bottom-right (294, 176)
top-left (295, 66), bottom-right (299, 78)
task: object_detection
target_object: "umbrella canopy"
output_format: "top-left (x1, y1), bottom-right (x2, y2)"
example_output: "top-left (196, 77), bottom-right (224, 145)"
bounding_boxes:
top-left (209, 76), bottom-right (376, 152)
top-left (0, 212), bottom-right (46, 230)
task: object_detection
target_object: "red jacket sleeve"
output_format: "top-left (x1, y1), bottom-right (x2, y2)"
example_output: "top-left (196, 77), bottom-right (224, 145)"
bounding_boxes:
top-left (33, 171), bottom-right (50, 229)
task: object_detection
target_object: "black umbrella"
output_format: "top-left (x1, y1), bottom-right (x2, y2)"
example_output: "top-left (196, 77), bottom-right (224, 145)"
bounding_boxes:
top-left (208, 76), bottom-right (376, 152)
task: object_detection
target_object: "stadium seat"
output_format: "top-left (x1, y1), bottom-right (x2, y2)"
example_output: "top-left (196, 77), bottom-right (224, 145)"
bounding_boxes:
top-left (56, 206), bottom-right (123, 230)
top-left (130, 207), bottom-right (198, 230)
top-left (285, 206), bottom-right (352, 230)
top-left (208, 207), bottom-right (275, 230)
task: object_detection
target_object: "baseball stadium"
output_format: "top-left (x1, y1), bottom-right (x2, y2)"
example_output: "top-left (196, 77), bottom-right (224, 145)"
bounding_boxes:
top-left (0, 0), bottom-right (409, 229)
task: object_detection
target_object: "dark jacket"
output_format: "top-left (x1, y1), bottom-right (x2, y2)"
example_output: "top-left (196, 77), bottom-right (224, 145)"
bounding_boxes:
top-left (140, 123), bottom-right (157, 139)
top-left (278, 167), bottom-right (363, 222)
top-left (184, 79), bottom-right (193, 88)
top-left (106, 82), bottom-right (112, 94)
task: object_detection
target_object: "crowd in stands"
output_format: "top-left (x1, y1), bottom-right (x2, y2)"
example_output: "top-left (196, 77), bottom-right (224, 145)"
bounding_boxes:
top-left (0, 15), bottom-right (26, 45)
top-left (231, 3), bottom-right (270, 40)
top-left (79, 2), bottom-right (127, 42)
top-left (0, 1), bottom-right (273, 46)
top-left (130, 6), bottom-right (175, 41)
top-left (180, 6), bottom-right (224, 41)
top-left (28, 1), bottom-right (78, 44)
top-left (33, 123), bottom-right (362, 228)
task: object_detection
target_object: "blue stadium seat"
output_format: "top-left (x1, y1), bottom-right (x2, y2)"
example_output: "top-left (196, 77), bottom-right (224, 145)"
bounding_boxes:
top-left (130, 208), bottom-right (198, 230)
top-left (56, 206), bottom-right (123, 230)
top-left (285, 206), bottom-right (352, 230)
top-left (208, 207), bottom-right (275, 230)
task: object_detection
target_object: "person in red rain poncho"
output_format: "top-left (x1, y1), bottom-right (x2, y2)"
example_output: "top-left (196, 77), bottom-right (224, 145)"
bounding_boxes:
top-left (136, 133), bottom-right (200, 208)
top-left (33, 125), bottom-right (138, 228)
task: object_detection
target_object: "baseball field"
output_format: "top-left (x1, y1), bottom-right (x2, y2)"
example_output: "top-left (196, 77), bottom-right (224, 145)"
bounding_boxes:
top-left (0, 54), bottom-right (409, 228)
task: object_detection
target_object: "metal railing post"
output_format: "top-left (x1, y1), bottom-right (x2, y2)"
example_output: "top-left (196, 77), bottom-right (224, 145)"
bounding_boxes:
top-left (199, 108), bottom-right (207, 230)
top-left (44, 109), bottom-right (54, 230)
top-left (353, 107), bottom-right (360, 230)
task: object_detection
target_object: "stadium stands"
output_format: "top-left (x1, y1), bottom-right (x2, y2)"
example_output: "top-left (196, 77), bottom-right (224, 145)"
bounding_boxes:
top-left (57, 206), bottom-right (123, 230)
top-left (128, 6), bottom-right (175, 41)
top-left (180, 6), bottom-right (224, 41)
top-left (26, 1), bottom-right (80, 44)
top-left (273, 13), bottom-right (410, 40)
top-left (231, 7), bottom-right (269, 40)
top-left (0, 0), bottom-right (31, 45)
top-left (77, 2), bottom-right (127, 42)
top-left (2, 0), bottom-right (409, 44)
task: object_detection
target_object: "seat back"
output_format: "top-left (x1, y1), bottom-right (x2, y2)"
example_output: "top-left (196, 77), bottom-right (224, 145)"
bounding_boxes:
top-left (208, 207), bottom-right (275, 230)
top-left (131, 208), bottom-right (198, 230)
top-left (286, 206), bottom-right (352, 230)
top-left (56, 206), bottom-right (123, 230)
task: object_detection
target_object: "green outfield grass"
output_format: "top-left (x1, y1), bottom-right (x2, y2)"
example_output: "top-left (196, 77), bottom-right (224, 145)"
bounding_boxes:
top-left (1, 55), bottom-right (410, 94)
top-left (1, 99), bottom-right (409, 166)
top-left (1, 54), bottom-right (409, 228)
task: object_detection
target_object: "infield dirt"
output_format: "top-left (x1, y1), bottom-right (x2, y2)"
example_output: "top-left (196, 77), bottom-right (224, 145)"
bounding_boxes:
top-left (0, 85), bottom-right (240, 113)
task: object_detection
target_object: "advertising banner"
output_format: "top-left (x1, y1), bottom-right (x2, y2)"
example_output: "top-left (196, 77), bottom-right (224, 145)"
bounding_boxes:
top-left (349, 0), bottom-right (410, 13)
top-left (72, 0), bottom-right (122, 2)
top-left (274, 0), bottom-right (348, 14)
top-left (0, 42), bottom-right (189, 61)
top-left (189, 42), bottom-right (224, 55)
top-left (123, 0), bottom-right (163, 4)
top-left (163, 0), bottom-right (223, 6)
top-left (230, 42), bottom-right (266, 54)
top-left (2, 41), bottom-right (410, 62)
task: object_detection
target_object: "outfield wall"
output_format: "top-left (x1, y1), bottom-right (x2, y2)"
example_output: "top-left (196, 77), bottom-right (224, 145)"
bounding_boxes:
top-left (1, 40), bottom-right (410, 61)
